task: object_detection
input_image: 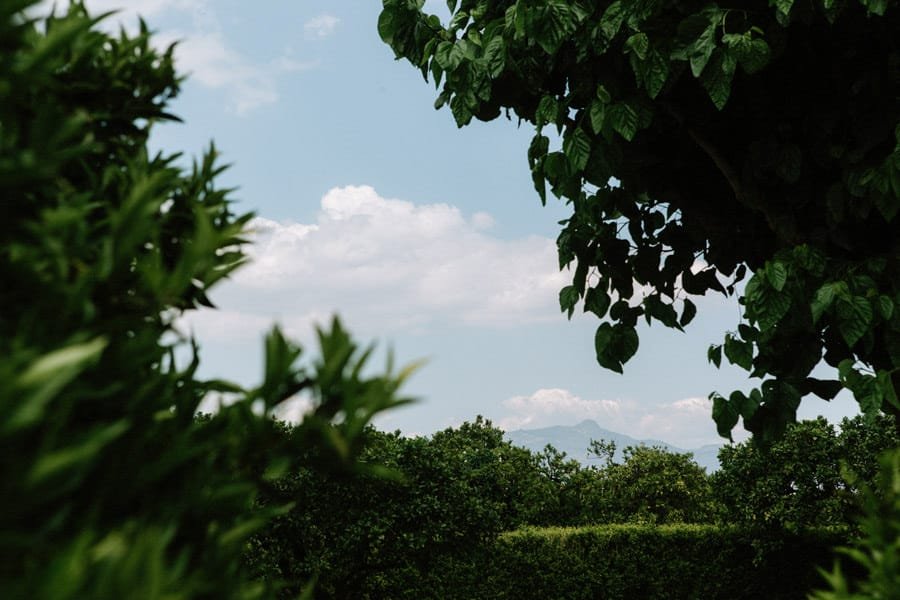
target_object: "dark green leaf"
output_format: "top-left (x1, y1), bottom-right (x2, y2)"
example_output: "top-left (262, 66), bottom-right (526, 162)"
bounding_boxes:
top-left (598, 0), bottom-right (624, 40)
top-left (594, 322), bottom-right (639, 372)
top-left (804, 378), bottom-right (843, 401)
top-left (836, 295), bottom-right (874, 347)
top-left (644, 48), bottom-right (669, 98)
top-left (608, 102), bottom-right (638, 141)
top-left (811, 282), bottom-right (844, 324)
top-left (766, 261), bottom-right (787, 292)
top-left (700, 50), bottom-right (736, 110)
top-left (708, 344), bottom-right (722, 368)
top-left (589, 100), bottom-right (606, 133)
top-left (711, 393), bottom-right (739, 440)
top-left (536, 95), bottom-right (558, 127)
top-left (679, 298), bottom-right (697, 327)
top-left (724, 334), bottom-right (753, 371)
top-left (559, 285), bottom-right (580, 319)
top-left (584, 286), bottom-right (611, 317)
top-left (624, 32), bottom-right (648, 60)
top-left (878, 295), bottom-right (894, 320)
top-left (563, 127), bottom-right (591, 171)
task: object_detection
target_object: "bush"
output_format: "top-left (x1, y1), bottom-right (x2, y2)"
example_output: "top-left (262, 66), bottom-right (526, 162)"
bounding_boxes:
top-left (393, 525), bottom-right (849, 600)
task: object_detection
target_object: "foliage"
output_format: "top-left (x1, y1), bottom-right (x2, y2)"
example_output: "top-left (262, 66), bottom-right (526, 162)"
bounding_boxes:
top-left (713, 416), bottom-right (899, 529)
top-left (379, 0), bottom-right (900, 440)
top-left (248, 419), bottom-right (724, 596)
top-left (813, 447), bottom-right (900, 599)
top-left (1, 2), bottom-right (411, 597)
top-left (247, 417), bottom-right (545, 598)
top-left (325, 524), bottom-right (846, 599)
top-left (597, 444), bottom-right (716, 524)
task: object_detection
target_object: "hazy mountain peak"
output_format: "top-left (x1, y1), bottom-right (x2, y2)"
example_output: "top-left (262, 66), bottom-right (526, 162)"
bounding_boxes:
top-left (504, 421), bottom-right (722, 472)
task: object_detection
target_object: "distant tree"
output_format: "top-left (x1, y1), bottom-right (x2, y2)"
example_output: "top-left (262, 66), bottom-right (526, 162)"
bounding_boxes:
top-left (713, 416), bottom-right (899, 529)
top-left (249, 417), bottom-right (548, 598)
top-left (1, 3), bottom-right (410, 597)
top-left (379, 0), bottom-right (900, 441)
top-left (528, 440), bottom-right (715, 526)
top-left (597, 444), bottom-right (716, 524)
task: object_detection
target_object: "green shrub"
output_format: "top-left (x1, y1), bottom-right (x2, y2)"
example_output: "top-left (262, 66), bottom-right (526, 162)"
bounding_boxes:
top-left (370, 525), bottom-right (849, 600)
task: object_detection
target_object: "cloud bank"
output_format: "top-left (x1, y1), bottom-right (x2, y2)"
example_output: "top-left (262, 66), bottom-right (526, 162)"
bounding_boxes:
top-left (32, 0), bottom-right (312, 115)
top-left (183, 185), bottom-right (567, 344)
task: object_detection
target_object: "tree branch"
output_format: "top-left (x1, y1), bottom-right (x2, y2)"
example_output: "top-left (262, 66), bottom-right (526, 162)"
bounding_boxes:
top-left (661, 102), bottom-right (747, 207)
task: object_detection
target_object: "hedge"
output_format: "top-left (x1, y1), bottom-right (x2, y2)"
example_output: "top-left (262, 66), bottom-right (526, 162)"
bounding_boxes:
top-left (349, 524), bottom-right (851, 600)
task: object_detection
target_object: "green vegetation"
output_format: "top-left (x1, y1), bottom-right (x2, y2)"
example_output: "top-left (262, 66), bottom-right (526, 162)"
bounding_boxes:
top-left (1, 3), bottom-right (411, 597)
top-left (378, 0), bottom-right (900, 441)
top-left (714, 415), bottom-right (899, 530)
top-left (6, 0), bottom-right (900, 597)
top-left (814, 447), bottom-right (900, 598)
top-left (247, 416), bottom-right (899, 597)
top-left (378, 3), bottom-right (900, 593)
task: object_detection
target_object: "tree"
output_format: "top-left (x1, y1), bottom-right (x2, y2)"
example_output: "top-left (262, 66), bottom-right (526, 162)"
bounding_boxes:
top-left (378, 0), bottom-right (900, 441)
top-left (595, 444), bottom-right (716, 524)
top-left (248, 418), bottom-right (549, 597)
top-left (2, 2), bottom-right (410, 597)
top-left (713, 415), bottom-right (899, 529)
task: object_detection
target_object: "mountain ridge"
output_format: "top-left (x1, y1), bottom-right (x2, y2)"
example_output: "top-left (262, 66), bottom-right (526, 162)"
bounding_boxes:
top-left (504, 419), bottom-right (723, 472)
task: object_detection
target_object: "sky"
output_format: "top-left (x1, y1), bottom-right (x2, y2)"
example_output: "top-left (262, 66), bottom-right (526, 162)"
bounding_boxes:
top-left (52, 0), bottom-right (860, 449)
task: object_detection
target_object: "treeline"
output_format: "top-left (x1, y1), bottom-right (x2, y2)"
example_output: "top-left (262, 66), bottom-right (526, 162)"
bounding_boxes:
top-left (247, 414), bottom-right (898, 597)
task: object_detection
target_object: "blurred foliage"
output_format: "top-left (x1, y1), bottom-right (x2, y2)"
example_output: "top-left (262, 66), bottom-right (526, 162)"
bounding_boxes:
top-left (0, 2), bottom-right (412, 598)
top-left (813, 447), bottom-right (900, 599)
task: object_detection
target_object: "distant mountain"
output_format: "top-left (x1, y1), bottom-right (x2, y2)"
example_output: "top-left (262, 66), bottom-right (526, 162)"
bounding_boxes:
top-left (504, 419), bottom-right (723, 472)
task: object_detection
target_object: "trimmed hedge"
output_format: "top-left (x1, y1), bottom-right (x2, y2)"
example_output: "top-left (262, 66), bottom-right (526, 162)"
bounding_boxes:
top-left (363, 525), bottom-right (851, 600)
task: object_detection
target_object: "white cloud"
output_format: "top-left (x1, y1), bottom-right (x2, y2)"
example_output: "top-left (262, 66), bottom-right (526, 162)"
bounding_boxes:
top-left (156, 30), bottom-right (314, 115)
top-left (498, 388), bottom-right (730, 448)
top-left (181, 185), bottom-right (567, 345)
top-left (303, 14), bottom-right (339, 39)
top-left (269, 393), bottom-right (315, 423)
top-left (499, 388), bottom-right (622, 431)
top-left (31, 0), bottom-right (214, 29)
top-left (28, 0), bottom-right (314, 115)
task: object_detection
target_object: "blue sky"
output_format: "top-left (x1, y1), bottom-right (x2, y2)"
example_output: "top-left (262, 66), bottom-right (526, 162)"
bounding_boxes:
top-left (64, 0), bottom-right (859, 448)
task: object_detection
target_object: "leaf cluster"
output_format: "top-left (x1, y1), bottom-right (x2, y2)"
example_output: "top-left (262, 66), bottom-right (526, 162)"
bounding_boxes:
top-left (379, 0), bottom-right (900, 440)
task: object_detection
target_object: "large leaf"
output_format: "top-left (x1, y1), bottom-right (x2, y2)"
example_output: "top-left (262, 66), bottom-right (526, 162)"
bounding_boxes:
top-left (559, 285), bottom-right (580, 319)
top-left (563, 127), bottom-right (591, 171)
top-left (608, 102), bottom-right (638, 141)
top-left (811, 281), bottom-right (845, 324)
top-left (836, 295), bottom-right (874, 348)
top-left (711, 393), bottom-right (739, 440)
top-left (594, 322), bottom-right (639, 372)
top-left (724, 334), bottom-right (753, 371)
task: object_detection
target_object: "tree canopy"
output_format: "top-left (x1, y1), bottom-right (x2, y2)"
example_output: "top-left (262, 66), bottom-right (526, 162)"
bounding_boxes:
top-left (378, 0), bottom-right (900, 441)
